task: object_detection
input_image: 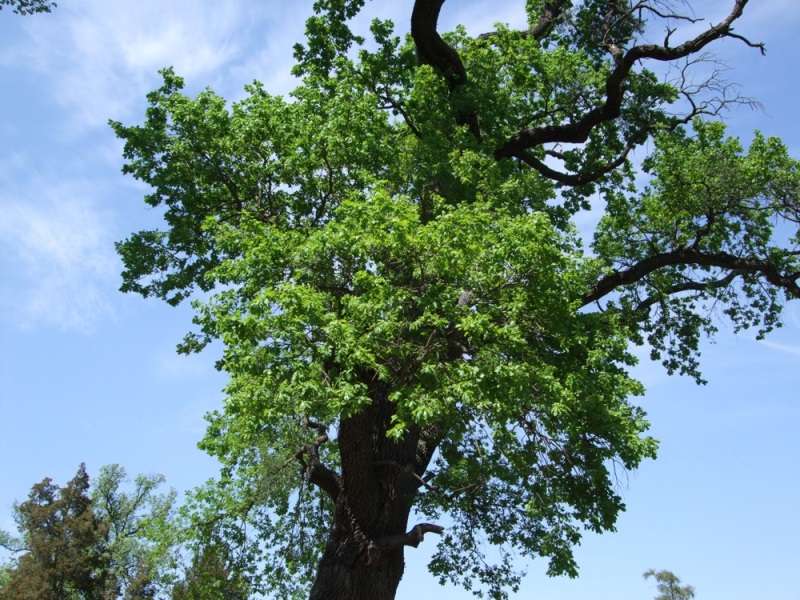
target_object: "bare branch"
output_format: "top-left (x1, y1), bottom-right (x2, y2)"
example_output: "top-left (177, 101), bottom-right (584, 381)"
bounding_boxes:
top-left (727, 31), bottom-right (766, 55)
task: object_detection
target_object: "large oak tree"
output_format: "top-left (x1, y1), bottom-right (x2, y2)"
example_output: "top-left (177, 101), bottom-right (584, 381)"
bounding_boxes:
top-left (112, 1), bottom-right (799, 598)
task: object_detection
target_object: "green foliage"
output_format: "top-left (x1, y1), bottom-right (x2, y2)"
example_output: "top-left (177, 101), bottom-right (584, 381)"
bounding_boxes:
top-left (0, 0), bottom-right (56, 15)
top-left (91, 464), bottom-right (181, 598)
top-left (112, 1), bottom-right (799, 598)
top-left (644, 569), bottom-right (696, 600)
top-left (0, 465), bottom-right (111, 600)
top-left (0, 465), bottom-right (183, 600)
top-left (594, 119), bottom-right (800, 381)
top-left (170, 541), bottom-right (250, 600)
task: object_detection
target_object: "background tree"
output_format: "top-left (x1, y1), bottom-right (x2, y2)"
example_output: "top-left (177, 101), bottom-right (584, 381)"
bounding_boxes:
top-left (0, 464), bottom-right (111, 600)
top-left (112, 0), bottom-right (800, 599)
top-left (0, 465), bottom-right (181, 600)
top-left (91, 464), bottom-right (181, 599)
top-left (0, 0), bottom-right (56, 15)
top-left (644, 569), bottom-right (696, 600)
top-left (170, 540), bottom-right (250, 600)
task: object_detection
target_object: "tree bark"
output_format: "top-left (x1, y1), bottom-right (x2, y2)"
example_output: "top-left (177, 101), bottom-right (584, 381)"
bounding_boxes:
top-left (307, 380), bottom-right (442, 600)
top-left (308, 497), bottom-right (408, 600)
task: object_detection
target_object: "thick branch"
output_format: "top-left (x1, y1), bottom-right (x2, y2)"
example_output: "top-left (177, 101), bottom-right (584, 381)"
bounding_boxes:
top-left (295, 417), bottom-right (341, 501)
top-left (411, 0), bottom-right (466, 88)
top-left (496, 0), bottom-right (759, 159)
top-left (411, 0), bottom-right (480, 138)
top-left (478, 0), bottom-right (570, 41)
top-left (376, 522), bottom-right (445, 550)
top-left (582, 248), bottom-right (800, 306)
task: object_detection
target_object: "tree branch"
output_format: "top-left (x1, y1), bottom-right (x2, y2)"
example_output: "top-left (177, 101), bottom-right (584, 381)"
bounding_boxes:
top-left (411, 0), bottom-right (480, 138)
top-left (295, 417), bottom-right (341, 501)
top-left (511, 140), bottom-right (635, 186)
top-left (496, 0), bottom-right (760, 160)
top-left (411, 0), bottom-right (466, 88)
top-left (478, 0), bottom-right (570, 41)
top-left (582, 248), bottom-right (800, 306)
top-left (634, 271), bottom-right (741, 313)
top-left (376, 522), bottom-right (445, 550)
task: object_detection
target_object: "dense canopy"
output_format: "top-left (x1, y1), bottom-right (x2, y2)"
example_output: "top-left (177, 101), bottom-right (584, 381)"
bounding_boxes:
top-left (111, 1), bottom-right (799, 598)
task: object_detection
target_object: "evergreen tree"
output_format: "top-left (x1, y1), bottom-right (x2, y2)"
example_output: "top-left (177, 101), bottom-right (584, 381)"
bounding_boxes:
top-left (0, 464), bottom-right (111, 600)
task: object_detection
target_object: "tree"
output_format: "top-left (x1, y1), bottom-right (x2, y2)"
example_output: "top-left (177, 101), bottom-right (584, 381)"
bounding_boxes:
top-left (111, 1), bottom-right (800, 598)
top-left (0, 464), bottom-right (111, 600)
top-left (91, 464), bottom-right (181, 599)
top-left (0, 0), bottom-right (56, 15)
top-left (0, 465), bottom-right (181, 600)
top-left (644, 569), bottom-right (696, 600)
top-left (170, 540), bottom-right (250, 600)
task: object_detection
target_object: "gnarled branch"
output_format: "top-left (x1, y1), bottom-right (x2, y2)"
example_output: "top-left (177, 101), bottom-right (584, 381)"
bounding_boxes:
top-left (295, 417), bottom-right (341, 501)
top-left (495, 0), bottom-right (761, 160)
top-left (582, 248), bottom-right (800, 307)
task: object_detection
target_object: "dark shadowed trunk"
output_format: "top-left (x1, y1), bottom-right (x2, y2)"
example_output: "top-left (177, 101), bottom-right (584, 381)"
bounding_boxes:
top-left (308, 382), bottom-right (442, 600)
top-left (308, 499), bottom-right (409, 600)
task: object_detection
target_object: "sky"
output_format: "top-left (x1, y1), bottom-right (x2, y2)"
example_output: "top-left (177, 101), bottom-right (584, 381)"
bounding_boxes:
top-left (0, 1), bottom-right (798, 598)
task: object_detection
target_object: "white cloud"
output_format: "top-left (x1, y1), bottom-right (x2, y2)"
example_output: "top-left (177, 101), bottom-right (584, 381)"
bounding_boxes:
top-left (758, 339), bottom-right (800, 357)
top-left (0, 175), bottom-right (119, 332)
top-left (0, 1), bottom-right (316, 335)
top-left (4, 0), bottom-right (302, 134)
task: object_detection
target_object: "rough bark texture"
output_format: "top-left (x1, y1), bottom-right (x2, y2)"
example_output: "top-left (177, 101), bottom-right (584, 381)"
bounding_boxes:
top-left (308, 380), bottom-right (440, 600)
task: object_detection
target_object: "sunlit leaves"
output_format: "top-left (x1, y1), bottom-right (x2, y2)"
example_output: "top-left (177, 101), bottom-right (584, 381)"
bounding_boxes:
top-left (113, 2), bottom-right (798, 598)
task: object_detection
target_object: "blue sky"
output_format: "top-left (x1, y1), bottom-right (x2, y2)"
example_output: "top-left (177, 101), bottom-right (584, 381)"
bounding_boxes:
top-left (1, 1), bottom-right (798, 598)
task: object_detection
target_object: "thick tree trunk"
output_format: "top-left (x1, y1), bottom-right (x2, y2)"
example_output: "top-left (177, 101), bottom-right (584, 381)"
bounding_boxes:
top-left (307, 379), bottom-right (442, 600)
top-left (308, 497), bottom-right (409, 600)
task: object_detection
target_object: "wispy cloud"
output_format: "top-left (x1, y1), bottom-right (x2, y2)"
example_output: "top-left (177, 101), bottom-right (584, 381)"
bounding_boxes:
top-left (0, 1), bottom-right (314, 335)
top-left (758, 339), bottom-right (800, 357)
top-left (0, 175), bottom-right (119, 332)
top-left (4, 0), bottom-right (298, 133)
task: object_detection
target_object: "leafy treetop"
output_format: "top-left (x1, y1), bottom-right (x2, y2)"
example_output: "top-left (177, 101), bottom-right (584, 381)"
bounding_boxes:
top-left (112, 1), bottom-right (799, 598)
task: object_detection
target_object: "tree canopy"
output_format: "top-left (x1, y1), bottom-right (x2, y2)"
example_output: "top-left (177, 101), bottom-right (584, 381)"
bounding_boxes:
top-left (644, 569), bottom-right (696, 600)
top-left (111, 1), bottom-right (799, 598)
top-left (0, 465), bottom-right (181, 600)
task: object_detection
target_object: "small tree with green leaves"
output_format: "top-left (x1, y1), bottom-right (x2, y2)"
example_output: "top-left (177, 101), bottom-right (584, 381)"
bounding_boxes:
top-left (644, 569), bottom-right (696, 600)
top-left (91, 464), bottom-right (181, 598)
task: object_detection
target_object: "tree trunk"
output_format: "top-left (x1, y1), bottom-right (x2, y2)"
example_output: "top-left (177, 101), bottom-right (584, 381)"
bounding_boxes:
top-left (308, 498), bottom-right (408, 600)
top-left (307, 379), bottom-right (441, 600)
